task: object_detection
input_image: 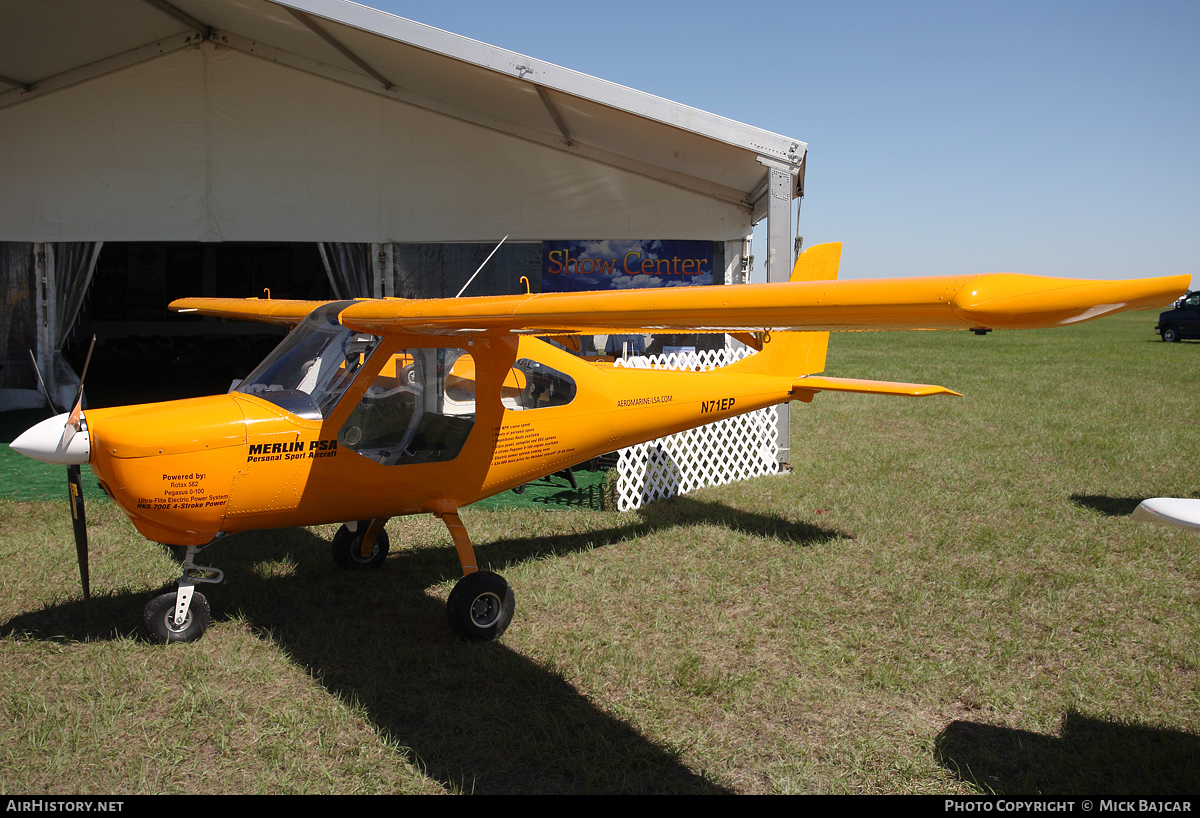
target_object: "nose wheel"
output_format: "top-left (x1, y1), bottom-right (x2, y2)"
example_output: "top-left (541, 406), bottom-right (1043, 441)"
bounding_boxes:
top-left (144, 586), bottom-right (210, 643)
top-left (143, 545), bottom-right (223, 644)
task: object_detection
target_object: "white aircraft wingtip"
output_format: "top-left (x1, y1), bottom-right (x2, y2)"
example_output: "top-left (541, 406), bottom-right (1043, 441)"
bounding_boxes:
top-left (1132, 498), bottom-right (1200, 533)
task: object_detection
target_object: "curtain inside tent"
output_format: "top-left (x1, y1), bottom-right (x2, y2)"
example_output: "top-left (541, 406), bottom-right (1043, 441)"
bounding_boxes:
top-left (0, 242), bottom-right (102, 411)
top-left (51, 242), bottom-right (103, 410)
top-left (0, 243), bottom-right (40, 409)
top-left (320, 242), bottom-right (542, 302)
top-left (318, 243), bottom-right (373, 299)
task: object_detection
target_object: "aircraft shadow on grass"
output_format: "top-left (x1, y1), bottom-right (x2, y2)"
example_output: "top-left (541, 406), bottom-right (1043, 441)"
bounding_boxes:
top-left (935, 711), bottom-right (1200, 795)
top-left (3, 496), bottom-right (843, 794)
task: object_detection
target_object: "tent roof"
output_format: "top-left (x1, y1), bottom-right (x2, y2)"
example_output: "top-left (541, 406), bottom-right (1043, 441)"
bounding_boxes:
top-left (0, 0), bottom-right (806, 218)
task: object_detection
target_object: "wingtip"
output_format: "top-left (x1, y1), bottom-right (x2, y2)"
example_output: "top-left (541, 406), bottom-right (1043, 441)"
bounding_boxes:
top-left (950, 273), bottom-right (1192, 329)
top-left (1132, 498), bottom-right (1200, 531)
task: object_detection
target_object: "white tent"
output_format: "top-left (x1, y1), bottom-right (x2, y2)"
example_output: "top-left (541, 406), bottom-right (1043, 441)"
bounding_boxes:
top-left (0, 0), bottom-right (806, 454)
top-left (0, 0), bottom-right (805, 243)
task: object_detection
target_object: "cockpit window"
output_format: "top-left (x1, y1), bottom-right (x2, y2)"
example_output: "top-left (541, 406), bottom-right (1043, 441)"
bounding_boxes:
top-left (338, 348), bottom-right (476, 466)
top-left (502, 359), bottom-right (576, 411)
top-left (236, 301), bottom-right (382, 420)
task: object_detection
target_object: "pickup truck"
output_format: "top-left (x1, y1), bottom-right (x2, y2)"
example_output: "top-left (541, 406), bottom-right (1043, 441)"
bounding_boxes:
top-left (1156, 291), bottom-right (1200, 342)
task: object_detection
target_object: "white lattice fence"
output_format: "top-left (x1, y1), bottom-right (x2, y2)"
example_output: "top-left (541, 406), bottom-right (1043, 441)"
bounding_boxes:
top-left (614, 348), bottom-right (779, 511)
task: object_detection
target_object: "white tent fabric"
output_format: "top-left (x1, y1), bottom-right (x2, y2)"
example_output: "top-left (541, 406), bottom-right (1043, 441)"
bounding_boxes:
top-left (0, 0), bottom-right (804, 220)
top-left (0, 46), bottom-right (755, 244)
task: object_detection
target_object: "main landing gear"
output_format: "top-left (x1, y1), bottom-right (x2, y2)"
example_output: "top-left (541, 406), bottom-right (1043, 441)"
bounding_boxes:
top-left (331, 519), bottom-right (390, 569)
top-left (330, 511), bottom-right (515, 641)
top-left (143, 545), bottom-right (224, 644)
top-left (146, 510), bottom-right (515, 645)
top-left (446, 569), bottom-right (515, 641)
top-left (437, 509), bottom-right (515, 641)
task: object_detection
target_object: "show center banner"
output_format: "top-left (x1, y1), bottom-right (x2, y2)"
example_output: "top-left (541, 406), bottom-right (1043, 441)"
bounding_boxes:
top-left (541, 240), bottom-right (714, 293)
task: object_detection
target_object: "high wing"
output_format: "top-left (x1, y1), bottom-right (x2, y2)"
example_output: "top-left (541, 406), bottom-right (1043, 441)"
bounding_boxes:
top-left (170, 243), bottom-right (1187, 335)
top-left (172, 298), bottom-right (339, 326)
top-left (334, 271), bottom-right (1186, 336)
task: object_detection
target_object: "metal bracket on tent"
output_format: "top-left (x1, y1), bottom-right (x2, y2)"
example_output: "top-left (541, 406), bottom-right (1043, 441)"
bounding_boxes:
top-left (285, 7), bottom-right (395, 91)
top-left (535, 85), bottom-right (574, 146)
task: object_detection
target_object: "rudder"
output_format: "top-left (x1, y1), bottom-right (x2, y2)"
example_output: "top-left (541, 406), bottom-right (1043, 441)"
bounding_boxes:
top-left (725, 242), bottom-right (841, 377)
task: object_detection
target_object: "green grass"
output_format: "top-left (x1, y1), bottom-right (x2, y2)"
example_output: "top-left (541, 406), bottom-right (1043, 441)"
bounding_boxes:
top-left (1, 311), bottom-right (1198, 794)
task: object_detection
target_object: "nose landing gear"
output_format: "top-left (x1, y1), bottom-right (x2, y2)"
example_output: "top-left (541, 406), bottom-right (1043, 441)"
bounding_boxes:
top-left (143, 545), bottom-right (224, 644)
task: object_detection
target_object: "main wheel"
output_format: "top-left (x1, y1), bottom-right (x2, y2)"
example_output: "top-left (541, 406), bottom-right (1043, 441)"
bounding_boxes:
top-left (144, 588), bottom-right (210, 644)
top-left (331, 521), bottom-right (390, 570)
top-left (446, 571), bottom-right (515, 642)
top-left (1163, 325), bottom-right (1180, 342)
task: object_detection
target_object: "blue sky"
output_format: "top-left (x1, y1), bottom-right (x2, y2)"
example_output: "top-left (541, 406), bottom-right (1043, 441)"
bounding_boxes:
top-left (364, 1), bottom-right (1197, 284)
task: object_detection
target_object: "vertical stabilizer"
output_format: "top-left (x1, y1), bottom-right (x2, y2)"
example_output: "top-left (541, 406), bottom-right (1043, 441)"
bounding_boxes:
top-left (725, 242), bottom-right (841, 377)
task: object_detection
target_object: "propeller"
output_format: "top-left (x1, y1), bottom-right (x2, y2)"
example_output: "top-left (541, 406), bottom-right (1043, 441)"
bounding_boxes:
top-left (26, 338), bottom-right (96, 627)
top-left (60, 338), bottom-right (94, 451)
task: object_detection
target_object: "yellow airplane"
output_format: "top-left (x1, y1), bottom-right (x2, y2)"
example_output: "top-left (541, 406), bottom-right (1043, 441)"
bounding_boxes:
top-left (10, 243), bottom-right (1188, 644)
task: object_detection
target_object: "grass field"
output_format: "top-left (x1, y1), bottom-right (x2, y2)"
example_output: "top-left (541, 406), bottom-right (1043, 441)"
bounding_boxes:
top-left (1, 311), bottom-right (1198, 794)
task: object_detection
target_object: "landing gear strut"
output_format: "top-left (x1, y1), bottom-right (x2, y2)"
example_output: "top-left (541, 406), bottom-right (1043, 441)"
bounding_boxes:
top-left (144, 585), bottom-right (210, 643)
top-left (144, 545), bottom-right (224, 644)
top-left (331, 519), bottom-right (390, 569)
top-left (436, 508), bottom-right (515, 641)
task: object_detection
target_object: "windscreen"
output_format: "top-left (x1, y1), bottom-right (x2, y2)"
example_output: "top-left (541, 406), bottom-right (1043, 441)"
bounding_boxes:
top-left (235, 301), bottom-right (381, 420)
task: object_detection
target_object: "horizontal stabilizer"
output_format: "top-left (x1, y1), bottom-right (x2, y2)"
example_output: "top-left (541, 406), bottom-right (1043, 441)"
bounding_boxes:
top-left (1131, 498), bottom-right (1200, 532)
top-left (791, 376), bottom-right (962, 402)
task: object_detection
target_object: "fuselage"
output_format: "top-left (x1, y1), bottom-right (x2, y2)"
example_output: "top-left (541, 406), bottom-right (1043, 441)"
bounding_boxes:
top-left (79, 331), bottom-right (793, 546)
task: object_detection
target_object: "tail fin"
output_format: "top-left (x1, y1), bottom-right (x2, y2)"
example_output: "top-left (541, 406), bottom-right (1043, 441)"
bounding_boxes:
top-left (725, 242), bottom-right (840, 377)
